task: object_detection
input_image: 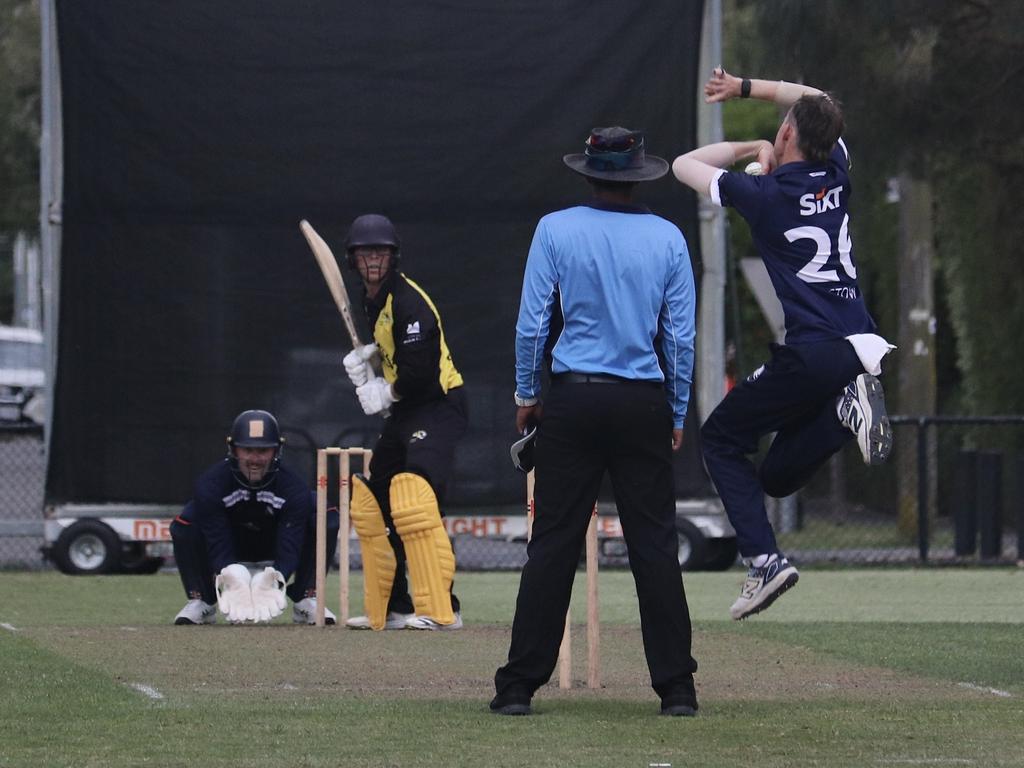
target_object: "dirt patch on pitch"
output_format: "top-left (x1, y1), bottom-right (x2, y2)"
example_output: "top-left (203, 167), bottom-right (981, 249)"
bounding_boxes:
top-left (33, 623), bottom-right (994, 707)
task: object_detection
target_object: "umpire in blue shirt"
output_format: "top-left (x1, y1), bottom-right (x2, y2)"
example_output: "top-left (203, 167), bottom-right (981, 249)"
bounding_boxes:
top-left (492, 127), bottom-right (699, 717)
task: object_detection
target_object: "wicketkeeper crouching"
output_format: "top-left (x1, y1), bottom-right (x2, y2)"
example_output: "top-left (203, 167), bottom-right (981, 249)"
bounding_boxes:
top-left (170, 409), bottom-right (339, 625)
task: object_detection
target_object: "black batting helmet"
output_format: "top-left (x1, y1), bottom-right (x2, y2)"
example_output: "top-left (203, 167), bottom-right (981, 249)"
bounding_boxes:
top-left (344, 214), bottom-right (401, 269)
top-left (226, 409), bottom-right (284, 488)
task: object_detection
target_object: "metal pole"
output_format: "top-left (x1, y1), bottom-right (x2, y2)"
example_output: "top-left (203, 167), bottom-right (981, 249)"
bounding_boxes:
top-left (38, 0), bottom-right (63, 445)
top-left (696, 0), bottom-right (727, 425)
top-left (916, 418), bottom-right (929, 562)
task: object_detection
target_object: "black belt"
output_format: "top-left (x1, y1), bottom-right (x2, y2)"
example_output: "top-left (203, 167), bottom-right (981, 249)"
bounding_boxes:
top-left (553, 372), bottom-right (659, 386)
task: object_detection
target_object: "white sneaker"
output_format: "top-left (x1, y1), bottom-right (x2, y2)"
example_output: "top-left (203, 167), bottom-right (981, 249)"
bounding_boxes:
top-left (837, 374), bottom-right (892, 465)
top-left (405, 612), bottom-right (463, 631)
top-left (729, 555), bottom-right (799, 620)
top-left (174, 599), bottom-right (217, 625)
top-left (292, 597), bottom-right (336, 625)
top-left (345, 611), bottom-right (414, 630)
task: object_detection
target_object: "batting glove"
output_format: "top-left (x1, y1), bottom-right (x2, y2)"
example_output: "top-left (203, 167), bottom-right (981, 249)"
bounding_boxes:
top-left (215, 563), bottom-right (255, 623)
top-left (249, 567), bottom-right (287, 623)
top-left (356, 376), bottom-right (396, 416)
top-left (342, 344), bottom-right (378, 387)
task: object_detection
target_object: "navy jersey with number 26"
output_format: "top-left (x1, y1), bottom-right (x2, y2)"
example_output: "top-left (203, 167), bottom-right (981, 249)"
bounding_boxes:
top-left (711, 139), bottom-right (876, 344)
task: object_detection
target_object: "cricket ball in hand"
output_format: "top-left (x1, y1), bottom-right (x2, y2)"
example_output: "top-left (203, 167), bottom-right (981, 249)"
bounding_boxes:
top-left (744, 161), bottom-right (764, 176)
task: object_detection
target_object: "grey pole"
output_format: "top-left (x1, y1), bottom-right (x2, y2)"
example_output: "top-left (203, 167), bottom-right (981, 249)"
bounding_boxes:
top-left (38, 0), bottom-right (63, 446)
top-left (696, 0), bottom-right (727, 426)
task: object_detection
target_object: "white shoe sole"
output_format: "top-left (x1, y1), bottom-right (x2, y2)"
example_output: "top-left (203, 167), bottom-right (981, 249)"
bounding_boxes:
top-left (730, 567), bottom-right (799, 620)
top-left (345, 613), bottom-right (413, 630)
top-left (855, 375), bottom-right (892, 466)
top-left (405, 614), bottom-right (462, 631)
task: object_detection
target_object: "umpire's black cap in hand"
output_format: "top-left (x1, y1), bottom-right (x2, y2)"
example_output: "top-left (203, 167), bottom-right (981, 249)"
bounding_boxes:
top-left (510, 426), bottom-right (537, 474)
top-left (563, 126), bottom-right (669, 182)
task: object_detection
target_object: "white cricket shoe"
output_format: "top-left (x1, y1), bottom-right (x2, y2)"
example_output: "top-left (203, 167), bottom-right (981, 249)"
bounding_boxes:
top-left (837, 373), bottom-right (893, 465)
top-left (405, 612), bottom-right (463, 631)
top-left (345, 611), bottom-right (414, 630)
top-left (729, 556), bottom-right (799, 620)
top-left (292, 597), bottom-right (336, 625)
top-left (174, 599), bottom-right (217, 625)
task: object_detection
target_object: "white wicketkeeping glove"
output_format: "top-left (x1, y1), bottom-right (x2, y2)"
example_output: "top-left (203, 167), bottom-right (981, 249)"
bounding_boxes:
top-left (342, 344), bottom-right (379, 387)
top-left (215, 563), bottom-right (254, 623)
top-left (250, 566), bottom-right (287, 623)
top-left (356, 376), bottom-right (396, 416)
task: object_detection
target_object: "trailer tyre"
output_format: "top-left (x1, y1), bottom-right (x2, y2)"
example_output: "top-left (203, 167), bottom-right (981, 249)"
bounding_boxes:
top-left (52, 520), bottom-right (121, 575)
top-left (675, 517), bottom-right (708, 571)
top-left (704, 537), bottom-right (740, 571)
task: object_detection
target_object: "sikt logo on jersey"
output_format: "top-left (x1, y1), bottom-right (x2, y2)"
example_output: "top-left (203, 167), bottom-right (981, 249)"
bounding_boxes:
top-left (799, 185), bottom-right (843, 216)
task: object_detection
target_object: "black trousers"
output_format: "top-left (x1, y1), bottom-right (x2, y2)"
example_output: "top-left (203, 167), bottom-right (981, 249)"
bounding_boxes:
top-left (700, 339), bottom-right (862, 558)
top-left (170, 503), bottom-right (339, 605)
top-left (365, 387), bottom-right (467, 614)
top-left (495, 379), bottom-right (697, 701)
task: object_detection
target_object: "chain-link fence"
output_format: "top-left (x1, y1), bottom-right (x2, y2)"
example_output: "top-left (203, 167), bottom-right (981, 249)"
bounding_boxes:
top-left (774, 417), bottom-right (1024, 566)
top-left (3, 419), bottom-right (1022, 572)
top-left (0, 423), bottom-right (46, 569)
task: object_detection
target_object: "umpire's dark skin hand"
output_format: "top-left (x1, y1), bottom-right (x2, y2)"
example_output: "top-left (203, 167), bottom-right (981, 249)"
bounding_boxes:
top-left (516, 405), bottom-right (541, 434)
top-left (519, 405), bottom-right (683, 452)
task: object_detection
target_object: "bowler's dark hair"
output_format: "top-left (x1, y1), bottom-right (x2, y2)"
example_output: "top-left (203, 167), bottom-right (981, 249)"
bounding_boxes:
top-left (788, 93), bottom-right (844, 163)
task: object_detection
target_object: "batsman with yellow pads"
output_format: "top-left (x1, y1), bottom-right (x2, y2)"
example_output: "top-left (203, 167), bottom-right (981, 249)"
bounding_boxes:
top-left (339, 214), bottom-right (466, 631)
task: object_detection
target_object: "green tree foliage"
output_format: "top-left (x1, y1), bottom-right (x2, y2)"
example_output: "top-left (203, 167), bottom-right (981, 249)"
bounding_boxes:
top-left (0, 0), bottom-right (40, 324)
top-left (0, 0), bottom-right (39, 232)
top-left (725, 0), bottom-right (1023, 419)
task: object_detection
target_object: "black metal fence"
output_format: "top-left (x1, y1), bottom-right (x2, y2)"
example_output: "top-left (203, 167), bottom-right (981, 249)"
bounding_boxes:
top-left (781, 416), bottom-right (1024, 566)
top-left (2, 417), bottom-right (1022, 571)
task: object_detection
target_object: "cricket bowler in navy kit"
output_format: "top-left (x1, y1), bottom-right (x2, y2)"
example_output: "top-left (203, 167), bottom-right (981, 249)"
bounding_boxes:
top-left (339, 214), bottom-right (467, 632)
top-left (672, 68), bottom-right (894, 621)
top-left (493, 126), bottom-right (699, 717)
top-left (170, 409), bottom-right (339, 625)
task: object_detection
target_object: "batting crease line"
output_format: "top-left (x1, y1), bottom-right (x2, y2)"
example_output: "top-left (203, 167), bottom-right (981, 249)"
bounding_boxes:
top-left (129, 683), bottom-right (165, 700)
top-left (1, 622), bottom-right (20, 632)
top-left (957, 682), bottom-right (1012, 698)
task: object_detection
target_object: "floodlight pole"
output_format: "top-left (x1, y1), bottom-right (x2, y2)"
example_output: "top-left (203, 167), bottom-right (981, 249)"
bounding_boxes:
top-left (696, 0), bottom-right (727, 425)
top-left (39, 0), bottom-right (63, 444)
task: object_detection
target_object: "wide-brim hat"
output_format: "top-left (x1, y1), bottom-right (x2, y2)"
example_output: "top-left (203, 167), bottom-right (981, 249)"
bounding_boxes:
top-left (563, 126), bottom-right (669, 182)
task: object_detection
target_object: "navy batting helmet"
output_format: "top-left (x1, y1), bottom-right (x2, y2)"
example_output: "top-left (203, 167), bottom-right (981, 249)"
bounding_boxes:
top-left (344, 214), bottom-right (401, 269)
top-left (226, 409), bottom-right (284, 488)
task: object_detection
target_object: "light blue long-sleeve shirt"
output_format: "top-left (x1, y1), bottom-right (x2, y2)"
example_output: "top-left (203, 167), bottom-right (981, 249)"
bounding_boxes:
top-left (514, 202), bottom-right (696, 427)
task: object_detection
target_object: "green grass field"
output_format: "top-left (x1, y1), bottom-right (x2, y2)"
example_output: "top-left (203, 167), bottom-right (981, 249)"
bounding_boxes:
top-left (2, 569), bottom-right (1023, 767)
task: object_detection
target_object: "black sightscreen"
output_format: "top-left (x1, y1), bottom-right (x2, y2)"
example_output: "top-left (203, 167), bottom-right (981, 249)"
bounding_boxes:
top-left (49, 0), bottom-right (707, 507)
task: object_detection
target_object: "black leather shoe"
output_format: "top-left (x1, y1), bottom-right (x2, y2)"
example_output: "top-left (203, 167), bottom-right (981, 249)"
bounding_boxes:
top-left (660, 700), bottom-right (697, 717)
top-left (660, 686), bottom-right (698, 717)
top-left (490, 689), bottom-right (532, 716)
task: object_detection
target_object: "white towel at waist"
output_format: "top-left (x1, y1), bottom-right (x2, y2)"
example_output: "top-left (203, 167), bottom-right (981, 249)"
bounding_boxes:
top-left (845, 333), bottom-right (896, 376)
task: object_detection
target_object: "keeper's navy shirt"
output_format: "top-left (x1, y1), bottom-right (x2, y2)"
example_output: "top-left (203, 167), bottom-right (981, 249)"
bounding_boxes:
top-left (182, 460), bottom-right (311, 579)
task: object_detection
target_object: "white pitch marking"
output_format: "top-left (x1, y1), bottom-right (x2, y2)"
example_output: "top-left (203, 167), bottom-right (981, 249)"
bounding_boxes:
top-left (1, 622), bottom-right (20, 632)
top-left (957, 682), bottom-right (1012, 698)
top-left (130, 683), bottom-right (165, 700)
top-left (876, 759), bottom-right (973, 765)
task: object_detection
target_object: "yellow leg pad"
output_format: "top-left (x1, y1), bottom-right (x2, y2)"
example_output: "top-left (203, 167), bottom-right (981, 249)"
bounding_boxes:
top-left (349, 475), bottom-right (396, 631)
top-left (389, 472), bottom-right (455, 625)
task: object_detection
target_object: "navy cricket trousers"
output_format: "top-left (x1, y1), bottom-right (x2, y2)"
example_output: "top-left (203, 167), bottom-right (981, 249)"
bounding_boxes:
top-left (700, 339), bottom-right (864, 559)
